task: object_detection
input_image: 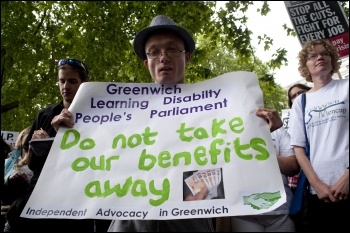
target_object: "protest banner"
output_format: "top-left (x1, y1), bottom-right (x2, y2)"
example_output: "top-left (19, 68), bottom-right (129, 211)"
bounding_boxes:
top-left (284, 1), bottom-right (349, 59)
top-left (21, 72), bottom-right (285, 220)
top-left (1, 130), bottom-right (19, 148)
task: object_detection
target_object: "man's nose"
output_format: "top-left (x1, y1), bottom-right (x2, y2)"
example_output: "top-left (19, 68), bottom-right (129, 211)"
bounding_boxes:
top-left (63, 82), bottom-right (71, 88)
top-left (159, 51), bottom-right (170, 61)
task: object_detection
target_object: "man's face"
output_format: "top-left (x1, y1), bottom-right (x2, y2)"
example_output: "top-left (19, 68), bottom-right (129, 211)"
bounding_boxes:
top-left (144, 31), bottom-right (191, 84)
top-left (58, 68), bottom-right (84, 104)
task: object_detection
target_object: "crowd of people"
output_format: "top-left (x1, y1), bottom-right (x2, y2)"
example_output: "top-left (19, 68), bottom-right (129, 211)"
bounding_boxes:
top-left (2, 14), bottom-right (348, 232)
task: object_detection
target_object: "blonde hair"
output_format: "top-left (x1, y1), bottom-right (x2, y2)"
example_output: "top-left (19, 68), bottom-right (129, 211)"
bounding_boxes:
top-left (298, 39), bottom-right (340, 82)
top-left (14, 126), bottom-right (31, 169)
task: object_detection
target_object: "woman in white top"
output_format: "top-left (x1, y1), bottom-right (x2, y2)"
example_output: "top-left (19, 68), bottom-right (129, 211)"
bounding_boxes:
top-left (289, 39), bottom-right (349, 232)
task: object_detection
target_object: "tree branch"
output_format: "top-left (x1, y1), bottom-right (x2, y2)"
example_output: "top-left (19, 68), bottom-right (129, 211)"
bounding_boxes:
top-left (1, 101), bottom-right (19, 114)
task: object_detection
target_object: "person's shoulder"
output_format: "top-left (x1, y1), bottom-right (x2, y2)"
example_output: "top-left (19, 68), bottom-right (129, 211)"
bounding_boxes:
top-left (330, 79), bottom-right (349, 92)
top-left (45, 102), bottom-right (63, 110)
top-left (338, 78), bottom-right (349, 82)
top-left (290, 95), bottom-right (303, 111)
top-left (333, 78), bottom-right (349, 85)
top-left (271, 126), bottom-right (287, 138)
top-left (37, 102), bottom-right (63, 115)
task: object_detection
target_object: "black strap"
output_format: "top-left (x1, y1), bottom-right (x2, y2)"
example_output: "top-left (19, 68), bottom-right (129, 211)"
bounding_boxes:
top-left (301, 93), bottom-right (310, 159)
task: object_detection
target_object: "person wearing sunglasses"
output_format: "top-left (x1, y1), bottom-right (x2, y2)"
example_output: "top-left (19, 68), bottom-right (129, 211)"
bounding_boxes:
top-left (7, 59), bottom-right (95, 232)
top-left (24, 58), bottom-right (89, 184)
top-left (288, 39), bottom-right (349, 232)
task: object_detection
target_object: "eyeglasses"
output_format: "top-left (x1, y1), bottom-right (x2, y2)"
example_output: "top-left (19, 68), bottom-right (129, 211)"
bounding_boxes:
top-left (58, 59), bottom-right (87, 72)
top-left (146, 48), bottom-right (185, 59)
top-left (290, 90), bottom-right (307, 100)
top-left (306, 51), bottom-right (330, 60)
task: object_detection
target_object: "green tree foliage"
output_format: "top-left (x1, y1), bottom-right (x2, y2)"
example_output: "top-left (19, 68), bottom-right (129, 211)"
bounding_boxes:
top-left (2, 1), bottom-right (348, 131)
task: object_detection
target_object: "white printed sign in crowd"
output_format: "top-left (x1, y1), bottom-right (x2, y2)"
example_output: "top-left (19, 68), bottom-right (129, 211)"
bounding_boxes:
top-left (21, 72), bottom-right (285, 220)
top-left (282, 109), bottom-right (291, 129)
top-left (284, 1), bottom-right (349, 59)
top-left (1, 131), bottom-right (19, 148)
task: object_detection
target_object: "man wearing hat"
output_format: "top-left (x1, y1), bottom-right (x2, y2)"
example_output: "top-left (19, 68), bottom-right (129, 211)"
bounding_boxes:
top-left (107, 15), bottom-right (283, 232)
top-left (133, 15), bottom-right (195, 85)
top-left (132, 15), bottom-right (282, 131)
top-left (108, 15), bottom-right (215, 232)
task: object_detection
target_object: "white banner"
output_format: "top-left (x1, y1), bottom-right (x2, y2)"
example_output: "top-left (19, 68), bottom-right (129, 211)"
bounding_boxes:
top-left (21, 71), bottom-right (285, 220)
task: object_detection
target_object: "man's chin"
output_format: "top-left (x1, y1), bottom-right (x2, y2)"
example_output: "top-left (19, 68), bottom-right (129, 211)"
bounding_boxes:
top-left (156, 76), bottom-right (183, 84)
top-left (62, 95), bottom-right (73, 103)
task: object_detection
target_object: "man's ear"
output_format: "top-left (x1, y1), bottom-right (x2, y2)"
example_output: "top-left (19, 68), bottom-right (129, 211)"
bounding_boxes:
top-left (185, 52), bottom-right (191, 64)
top-left (143, 60), bottom-right (149, 69)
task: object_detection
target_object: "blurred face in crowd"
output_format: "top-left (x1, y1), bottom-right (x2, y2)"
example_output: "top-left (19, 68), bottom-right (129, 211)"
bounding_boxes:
top-left (144, 31), bottom-right (191, 84)
top-left (289, 87), bottom-right (308, 104)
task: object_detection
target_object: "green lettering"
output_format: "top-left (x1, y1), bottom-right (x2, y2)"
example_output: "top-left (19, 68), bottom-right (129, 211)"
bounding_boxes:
top-left (193, 146), bottom-right (207, 166)
top-left (212, 118), bottom-right (226, 137)
top-left (142, 127), bottom-right (158, 145)
top-left (149, 179), bottom-right (170, 206)
top-left (209, 138), bottom-right (224, 164)
top-left (84, 178), bottom-right (170, 207)
top-left (112, 127), bottom-right (157, 149)
top-left (106, 156), bottom-right (120, 171)
top-left (72, 155), bottom-right (120, 171)
top-left (101, 177), bottom-right (133, 197)
top-left (229, 117), bottom-right (244, 133)
top-left (158, 151), bottom-right (171, 168)
top-left (61, 129), bottom-right (80, 150)
top-left (139, 149), bottom-right (156, 171)
top-left (80, 138), bottom-right (95, 150)
top-left (85, 180), bottom-right (103, 197)
top-left (176, 122), bottom-right (194, 142)
top-left (112, 134), bottom-right (127, 149)
top-left (71, 157), bottom-right (89, 171)
top-left (131, 179), bottom-right (148, 197)
top-left (173, 151), bottom-right (191, 166)
top-left (128, 134), bottom-right (142, 148)
top-left (91, 155), bottom-right (106, 170)
top-left (234, 137), bottom-right (252, 160)
top-left (193, 127), bottom-right (209, 139)
top-left (251, 138), bottom-right (269, 160)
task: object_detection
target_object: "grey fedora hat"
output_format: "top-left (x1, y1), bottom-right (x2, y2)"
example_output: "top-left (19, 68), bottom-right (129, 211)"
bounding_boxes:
top-left (133, 15), bottom-right (195, 60)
